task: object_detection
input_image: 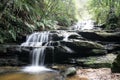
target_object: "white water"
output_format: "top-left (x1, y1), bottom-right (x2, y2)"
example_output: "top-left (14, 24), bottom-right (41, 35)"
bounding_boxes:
top-left (21, 30), bottom-right (75, 73)
top-left (21, 31), bottom-right (52, 73)
top-left (32, 48), bottom-right (46, 66)
top-left (22, 66), bottom-right (51, 73)
top-left (21, 31), bottom-right (49, 47)
top-left (71, 20), bottom-right (94, 30)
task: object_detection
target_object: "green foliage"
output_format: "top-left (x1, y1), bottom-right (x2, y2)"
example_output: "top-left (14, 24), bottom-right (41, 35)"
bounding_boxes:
top-left (88, 0), bottom-right (120, 29)
top-left (56, 16), bottom-right (72, 27)
top-left (35, 19), bottom-right (58, 30)
top-left (0, 0), bottom-right (76, 43)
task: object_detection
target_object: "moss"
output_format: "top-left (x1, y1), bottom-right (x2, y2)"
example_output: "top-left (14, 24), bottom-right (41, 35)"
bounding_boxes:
top-left (77, 54), bottom-right (117, 68)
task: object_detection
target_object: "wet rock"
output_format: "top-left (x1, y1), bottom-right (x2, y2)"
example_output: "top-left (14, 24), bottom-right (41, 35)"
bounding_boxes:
top-left (65, 67), bottom-right (76, 76)
top-left (50, 33), bottom-right (63, 41)
top-left (96, 32), bottom-right (120, 42)
top-left (64, 31), bottom-right (85, 40)
top-left (112, 53), bottom-right (120, 73)
top-left (76, 54), bottom-right (117, 68)
top-left (0, 45), bottom-right (34, 66)
top-left (106, 44), bottom-right (120, 53)
top-left (53, 46), bottom-right (73, 63)
top-left (0, 45), bottom-right (20, 53)
top-left (61, 40), bottom-right (105, 56)
top-left (62, 40), bottom-right (104, 49)
top-left (88, 49), bottom-right (107, 55)
top-left (78, 31), bottom-right (120, 42)
top-left (18, 47), bottom-right (32, 65)
top-left (0, 45), bottom-right (20, 66)
top-left (68, 34), bottom-right (85, 40)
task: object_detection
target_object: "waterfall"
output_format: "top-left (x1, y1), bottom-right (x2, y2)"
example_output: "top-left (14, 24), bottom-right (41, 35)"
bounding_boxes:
top-left (21, 30), bottom-right (74, 73)
top-left (32, 47), bottom-right (46, 66)
top-left (21, 31), bottom-right (49, 47)
top-left (21, 31), bottom-right (50, 66)
top-left (21, 31), bottom-right (51, 73)
top-left (70, 20), bottom-right (94, 30)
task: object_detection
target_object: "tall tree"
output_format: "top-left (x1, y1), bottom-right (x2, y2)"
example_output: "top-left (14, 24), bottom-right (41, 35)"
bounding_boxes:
top-left (88, 0), bottom-right (120, 29)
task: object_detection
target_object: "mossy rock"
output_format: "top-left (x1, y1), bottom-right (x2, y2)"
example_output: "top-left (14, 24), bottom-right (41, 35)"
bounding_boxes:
top-left (112, 53), bottom-right (120, 73)
top-left (73, 41), bottom-right (104, 49)
top-left (88, 49), bottom-right (107, 55)
top-left (61, 40), bottom-right (105, 56)
top-left (61, 40), bottom-right (104, 50)
top-left (78, 31), bottom-right (120, 42)
top-left (76, 54), bottom-right (117, 68)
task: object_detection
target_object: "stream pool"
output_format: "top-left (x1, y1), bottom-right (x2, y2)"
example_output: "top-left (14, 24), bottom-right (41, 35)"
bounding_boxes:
top-left (0, 67), bottom-right (62, 80)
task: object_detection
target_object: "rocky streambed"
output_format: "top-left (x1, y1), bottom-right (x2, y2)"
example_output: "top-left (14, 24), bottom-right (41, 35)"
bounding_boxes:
top-left (0, 66), bottom-right (120, 80)
top-left (0, 30), bottom-right (120, 74)
top-left (66, 68), bottom-right (120, 80)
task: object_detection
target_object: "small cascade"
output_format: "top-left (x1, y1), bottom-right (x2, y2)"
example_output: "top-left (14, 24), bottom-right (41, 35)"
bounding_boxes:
top-left (63, 31), bottom-right (69, 41)
top-left (71, 20), bottom-right (94, 30)
top-left (21, 31), bottom-right (52, 73)
top-left (32, 47), bottom-right (46, 66)
top-left (21, 30), bottom-right (74, 73)
top-left (21, 31), bottom-right (50, 47)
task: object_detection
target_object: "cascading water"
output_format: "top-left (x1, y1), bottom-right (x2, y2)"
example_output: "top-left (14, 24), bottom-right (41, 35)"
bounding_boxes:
top-left (32, 47), bottom-right (46, 66)
top-left (70, 20), bottom-right (94, 30)
top-left (21, 31), bottom-right (51, 73)
top-left (21, 31), bottom-right (49, 47)
top-left (21, 30), bottom-right (74, 73)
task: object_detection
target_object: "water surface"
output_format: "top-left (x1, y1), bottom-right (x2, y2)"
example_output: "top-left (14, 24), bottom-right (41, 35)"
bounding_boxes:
top-left (0, 71), bottom-right (61, 80)
top-left (0, 68), bottom-right (62, 80)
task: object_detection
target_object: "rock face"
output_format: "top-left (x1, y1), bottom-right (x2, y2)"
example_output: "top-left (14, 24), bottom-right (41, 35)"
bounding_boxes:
top-left (0, 45), bottom-right (20, 66)
top-left (78, 31), bottom-right (120, 42)
top-left (76, 54), bottom-right (117, 68)
top-left (0, 30), bottom-right (120, 68)
top-left (61, 40), bottom-right (106, 56)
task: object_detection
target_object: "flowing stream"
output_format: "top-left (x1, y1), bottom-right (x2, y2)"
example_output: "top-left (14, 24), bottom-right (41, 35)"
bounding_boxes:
top-left (21, 30), bottom-right (76, 73)
top-left (21, 31), bottom-right (52, 73)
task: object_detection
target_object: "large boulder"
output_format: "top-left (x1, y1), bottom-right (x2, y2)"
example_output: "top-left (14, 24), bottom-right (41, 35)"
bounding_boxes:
top-left (112, 53), bottom-right (120, 73)
top-left (76, 54), bottom-right (117, 68)
top-left (65, 67), bottom-right (76, 76)
top-left (61, 40), bottom-right (104, 49)
top-left (61, 40), bottom-right (105, 56)
top-left (78, 31), bottom-right (120, 42)
top-left (43, 46), bottom-right (74, 64)
top-left (50, 33), bottom-right (63, 41)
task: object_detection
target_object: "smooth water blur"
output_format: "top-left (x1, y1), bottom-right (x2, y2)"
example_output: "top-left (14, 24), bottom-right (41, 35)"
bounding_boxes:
top-left (0, 71), bottom-right (61, 80)
top-left (71, 20), bottom-right (94, 30)
top-left (22, 66), bottom-right (52, 73)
